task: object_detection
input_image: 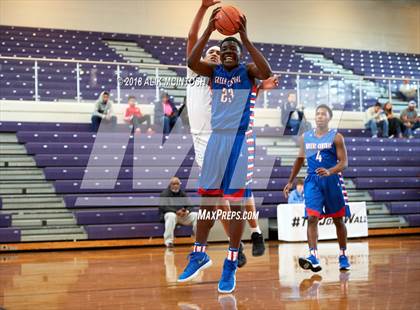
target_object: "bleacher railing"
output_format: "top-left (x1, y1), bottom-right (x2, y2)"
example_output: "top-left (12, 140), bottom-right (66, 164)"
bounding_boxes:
top-left (1, 56), bottom-right (419, 112)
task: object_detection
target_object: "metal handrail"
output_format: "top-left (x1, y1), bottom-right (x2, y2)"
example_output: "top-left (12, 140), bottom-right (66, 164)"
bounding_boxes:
top-left (1, 55), bottom-right (419, 109)
top-left (1, 55), bottom-right (419, 82)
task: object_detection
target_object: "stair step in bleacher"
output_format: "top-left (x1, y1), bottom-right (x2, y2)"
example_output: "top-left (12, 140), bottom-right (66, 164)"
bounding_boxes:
top-left (21, 233), bottom-right (88, 242)
top-left (13, 218), bottom-right (77, 227)
top-left (2, 202), bottom-right (66, 210)
top-left (12, 212), bottom-right (74, 220)
top-left (20, 226), bottom-right (85, 235)
top-left (0, 174), bottom-right (45, 181)
top-left (0, 133), bottom-right (18, 143)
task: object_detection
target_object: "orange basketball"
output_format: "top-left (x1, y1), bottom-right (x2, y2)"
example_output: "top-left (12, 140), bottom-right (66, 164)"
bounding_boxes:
top-left (215, 5), bottom-right (244, 36)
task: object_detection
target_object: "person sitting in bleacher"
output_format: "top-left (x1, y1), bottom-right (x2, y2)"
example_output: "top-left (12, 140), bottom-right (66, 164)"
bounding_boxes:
top-left (124, 95), bottom-right (152, 134)
top-left (281, 90), bottom-right (311, 135)
top-left (159, 177), bottom-right (197, 248)
top-left (91, 91), bottom-right (117, 131)
top-left (287, 178), bottom-right (305, 204)
top-left (154, 92), bottom-right (178, 135)
top-left (399, 80), bottom-right (417, 101)
top-left (365, 101), bottom-right (389, 138)
top-left (383, 102), bottom-right (403, 138)
top-left (400, 101), bottom-right (419, 139)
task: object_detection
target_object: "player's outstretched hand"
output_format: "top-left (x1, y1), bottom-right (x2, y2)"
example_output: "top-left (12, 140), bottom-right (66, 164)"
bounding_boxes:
top-left (206, 7), bottom-right (221, 33)
top-left (202, 0), bottom-right (221, 8)
top-left (283, 182), bottom-right (293, 199)
top-left (261, 75), bottom-right (279, 90)
top-left (316, 168), bottom-right (331, 177)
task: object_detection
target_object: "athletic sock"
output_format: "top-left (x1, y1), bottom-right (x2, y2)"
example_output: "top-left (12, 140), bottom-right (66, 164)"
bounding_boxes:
top-left (250, 226), bottom-right (262, 235)
top-left (227, 247), bottom-right (239, 261)
top-left (309, 247), bottom-right (318, 258)
top-left (193, 242), bottom-right (207, 253)
top-left (339, 247), bottom-right (346, 256)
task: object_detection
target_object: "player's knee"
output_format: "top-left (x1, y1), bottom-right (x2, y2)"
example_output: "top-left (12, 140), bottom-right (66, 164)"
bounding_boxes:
top-left (333, 217), bottom-right (344, 226)
top-left (307, 216), bottom-right (318, 226)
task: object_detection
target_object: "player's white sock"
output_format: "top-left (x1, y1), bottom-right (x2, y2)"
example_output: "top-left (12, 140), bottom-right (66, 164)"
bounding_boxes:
top-left (193, 242), bottom-right (207, 253)
top-left (227, 248), bottom-right (239, 261)
top-left (339, 247), bottom-right (346, 256)
top-left (309, 248), bottom-right (318, 258)
top-left (250, 226), bottom-right (262, 235)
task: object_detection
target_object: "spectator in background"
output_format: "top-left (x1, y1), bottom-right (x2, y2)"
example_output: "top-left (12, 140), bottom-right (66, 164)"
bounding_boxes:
top-left (155, 92), bottom-right (178, 135)
top-left (365, 102), bottom-right (389, 138)
top-left (91, 91), bottom-right (117, 131)
top-left (124, 96), bottom-right (153, 134)
top-left (400, 101), bottom-right (420, 138)
top-left (159, 176), bottom-right (197, 248)
top-left (383, 102), bottom-right (403, 138)
top-left (399, 80), bottom-right (417, 101)
top-left (281, 91), bottom-right (311, 135)
top-left (288, 178), bottom-right (305, 204)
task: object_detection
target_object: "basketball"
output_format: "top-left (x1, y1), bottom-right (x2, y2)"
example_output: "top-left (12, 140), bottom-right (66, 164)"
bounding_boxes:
top-left (215, 5), bottom-right (243, 36)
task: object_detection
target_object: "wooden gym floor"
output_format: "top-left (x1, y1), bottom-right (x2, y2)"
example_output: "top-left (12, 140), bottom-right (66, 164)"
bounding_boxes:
top-left (1, 235), bottom-right (420, 310)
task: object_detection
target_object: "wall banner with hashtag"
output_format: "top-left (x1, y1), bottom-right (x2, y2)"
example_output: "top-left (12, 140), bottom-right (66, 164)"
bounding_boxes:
top-left (276, 202), bottom-right (368, 241)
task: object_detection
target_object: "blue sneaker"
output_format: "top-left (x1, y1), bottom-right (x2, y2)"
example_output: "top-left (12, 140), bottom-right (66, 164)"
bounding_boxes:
top-left (218, 259), bottom-right (238, 293)
top-left (299, 255), bottom-right (322, 272)
top-left (177, 252), bottom-right (212, 282)
top-left (339, 255), bottom-right (351, 271)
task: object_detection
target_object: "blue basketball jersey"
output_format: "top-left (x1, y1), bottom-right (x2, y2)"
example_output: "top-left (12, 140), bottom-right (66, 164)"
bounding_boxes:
top-left (210, 64), bottom-right (256, 132)
top-left (304, 129), bottom-right (338, 174)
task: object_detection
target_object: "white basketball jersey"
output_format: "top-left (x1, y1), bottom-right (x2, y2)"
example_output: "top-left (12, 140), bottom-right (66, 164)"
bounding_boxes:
top-left (186, 68), bottom-right (212, 135)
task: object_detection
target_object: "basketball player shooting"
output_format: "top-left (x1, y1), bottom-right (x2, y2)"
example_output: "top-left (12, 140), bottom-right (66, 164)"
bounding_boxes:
top-left (178, 7), bottom-right (272, 294)
top-left (186, 0), bottom-right (271, 267)
top-left (283, 104), bottom-right (351, 272)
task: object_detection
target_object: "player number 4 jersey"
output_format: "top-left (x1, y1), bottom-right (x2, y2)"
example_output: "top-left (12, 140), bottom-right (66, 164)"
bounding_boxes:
top-left (304, 129), bottom-right (338, 174)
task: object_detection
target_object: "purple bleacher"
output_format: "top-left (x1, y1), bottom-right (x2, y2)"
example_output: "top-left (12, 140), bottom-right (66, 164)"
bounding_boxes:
top-left (347, 156), bottom-right (420, 167)
top-left (84, 223), bottom-right (192, 240)
top-left (53, 177), bottom-right (289, 194)
top-left (387, 201), bottom-right (420, 215)
top-left (1, 25), bottom-right (418, 108)
top-left (369, 189), bottom-right (419, 201)
top-left (75, 208), bottom-right (160, 225)
top-left (0, 214), bottom-right (12, 227)
top-left (34, 153), bottom-right (281, 168)
top-left (345, 137), bottom-right (420, 146)
top-left (16, 131), bottom-right (189, 143)
top-left (404, 215), bottom-right (420, 227)
top-left (355, 177), bottom-right (419, 189)
top-left (0, 228), bottom-right (21, 242)
top-left (344, 167), bottom-right (420, 178)
top-left (0, 121), bottom-right (91, 132)
top-left (65, 193), bottom-right (163, 208)
top-left (24, 142), bottom-right (198, 155)
top-left (44, 166), bottom-right (288, 181)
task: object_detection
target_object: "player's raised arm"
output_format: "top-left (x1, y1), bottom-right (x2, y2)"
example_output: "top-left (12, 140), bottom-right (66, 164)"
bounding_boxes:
top-left (237, 15), bottom-right (272, 80)
top-left (187, 7), bottom-right (220, 77)
top-left (283, 135), bottom-right (305, 198)
top-left (187, 0), bottom-right (221, 57)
